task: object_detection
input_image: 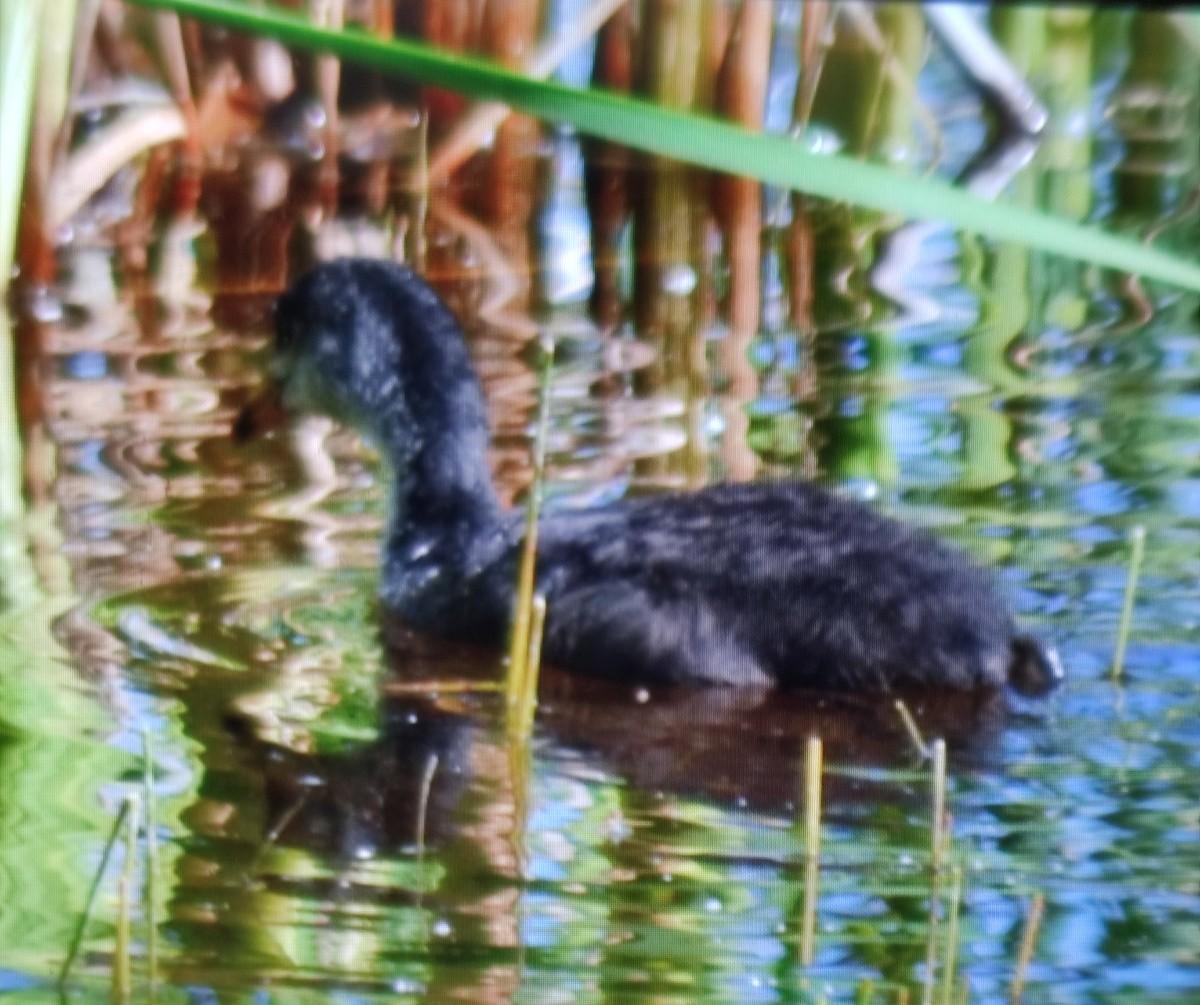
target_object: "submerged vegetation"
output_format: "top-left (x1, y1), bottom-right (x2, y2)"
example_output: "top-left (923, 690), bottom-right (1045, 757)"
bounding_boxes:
top-left (1, 2), bottom-right (1199, 1003)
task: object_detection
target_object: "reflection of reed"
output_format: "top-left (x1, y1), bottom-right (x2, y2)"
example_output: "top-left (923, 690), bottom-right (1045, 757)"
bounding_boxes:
top-left (799, 734), bottom-right (822, 967)
top-left (429, 195), bottom-right (538, 344)
top-left (836, 3), bottom-right (938, 165)
top-left (713, 0), bottom-right (771, 483)
top-left (428, 0), bottom-right (628, 181)
top-left (631, 158), bottom-right (709, 491)
top-left (793, 1), bottom-right (832, 132)
top-left (41, 256), bottom-right (263, 598)
top-left (629, 0), bottom-right (713, 491)
top-left (583, 4), bottom-right (633, 332)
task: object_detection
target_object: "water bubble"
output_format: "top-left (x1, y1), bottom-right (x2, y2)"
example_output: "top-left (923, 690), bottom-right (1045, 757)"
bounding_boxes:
top-left (661, 265), bottom-right (697, 296)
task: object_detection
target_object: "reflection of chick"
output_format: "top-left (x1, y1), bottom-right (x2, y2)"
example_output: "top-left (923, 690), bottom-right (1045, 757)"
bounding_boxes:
top-left (240, 259), bottom-right (1062, 695)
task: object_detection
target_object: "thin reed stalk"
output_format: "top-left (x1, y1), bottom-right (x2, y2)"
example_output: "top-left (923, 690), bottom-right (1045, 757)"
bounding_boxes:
top-left (0, 310), bottom-right (23, 524)
top-left (712, 0), bottom-right (770, 481)
top-left (507, 740), bottom-right (533, 879)
top-left (312, 0), bottom-right (344, 179)
top-left (402, 111), bottom-right (428, 268)
top-left (939, 866), bottom-right (964, 1005)
top-left (930, 739), bottom-right (948, 874)
top-left (923, 913), bottom-right (940, 1005)
top-left (430, 0), bottom-right (628, 179)
top-left (1110, 524), bottom-right (1145, 681)
top-left (246, 789), bottom-right (311, 877)
top-left (57, 0), bottom-right (102, 161)
top-left (21, 0), bottom-right (79, 283)
top-left (894, 699), bottom-right (930, 759)
top-left (415, 752), bottom-right (439, 853)
top-left (800, 735), bottom-right (823, 966)
top-left (1009, 892), bottom-right (1045, 1003)
top-left (60, 796), bottom-right (137, 986)
top-left (514, 594), bottom-right (547, 739)
top-left (922, 815), bottom-right (948, 1005)
top-left (793, 1), bottom-right (831, 130)
top-left (505, 337), bottom-right (554, 723)
top-left (0, 0), bottom-right (41, 288)
top-left (114, 795), bottom-right (141, 1001)
top-left (505, 495), bottom-right (539, 696)
top-left (386, 678), bottom-right (502, 695)
top-left (142, 735), bottom-right (159, 991)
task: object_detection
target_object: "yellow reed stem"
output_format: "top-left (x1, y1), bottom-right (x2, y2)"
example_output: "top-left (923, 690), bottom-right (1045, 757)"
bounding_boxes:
top-left (506, 338), bottom-right (554, 712)
top-left (931, 739), bottom-right (948, 875)
top-left (895, 698), bottom-right (930, 759)
top-left (1110, 524), bottom-right (1145, 681)
top-left (114, 795), bottom-right (140, 1001)
top-left (60, 796), bottom-right (135, 987)
top-left (515, 594), bottom-right (547, 739)
top-left (142, 734), bottom-right (159, 991)
top-left (1010, 892), bottom-right (1045, 1003)
top-left (800, 735), bottom-right (823, 966)
top-left (939, 865), bottom-right (964, 1005)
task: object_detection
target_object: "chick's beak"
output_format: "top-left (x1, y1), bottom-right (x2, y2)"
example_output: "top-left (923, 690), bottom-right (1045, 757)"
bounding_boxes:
top-left (233, 383), bottom-right (291, 441)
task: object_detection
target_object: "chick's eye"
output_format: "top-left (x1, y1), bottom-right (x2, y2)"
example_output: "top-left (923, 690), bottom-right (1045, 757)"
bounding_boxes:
top-left (275, 311), bottom-right (311, 361)
top-left (271, 294), bottom-right (289, 332)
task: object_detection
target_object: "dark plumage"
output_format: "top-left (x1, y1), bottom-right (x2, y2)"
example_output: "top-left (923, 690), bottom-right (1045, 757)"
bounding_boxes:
top-left (249, 258), bottom-right (1063, 695)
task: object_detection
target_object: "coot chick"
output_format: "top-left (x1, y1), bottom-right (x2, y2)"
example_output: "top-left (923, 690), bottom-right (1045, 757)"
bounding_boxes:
top-left (243, 258), bottom-right (1062, 695)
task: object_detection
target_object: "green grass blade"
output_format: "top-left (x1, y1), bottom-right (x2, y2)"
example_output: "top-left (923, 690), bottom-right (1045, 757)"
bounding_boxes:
top-left (119, 0), bottom-right (1200, 292)
top-left (0, 0), bottom-right (42, 288)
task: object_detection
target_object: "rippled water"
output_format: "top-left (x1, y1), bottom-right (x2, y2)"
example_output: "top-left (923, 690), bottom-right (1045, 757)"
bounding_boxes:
top-left (2, 7), bottom-right (1200, 1005)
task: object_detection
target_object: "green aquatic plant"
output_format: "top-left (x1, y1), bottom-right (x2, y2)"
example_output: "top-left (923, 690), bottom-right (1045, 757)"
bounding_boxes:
top-left (0, 0), bottom-right (39, 287)
top-left (799, 735), bottom-right (823, 967)
top-left (118, 0), bottom-right (1200, 293)
top-left (505, 340), bottom-right (554, 740)
top-left (60, 795), bottom-right (139, 989)
top-left (1111, 524), bottom-right (1146, 681)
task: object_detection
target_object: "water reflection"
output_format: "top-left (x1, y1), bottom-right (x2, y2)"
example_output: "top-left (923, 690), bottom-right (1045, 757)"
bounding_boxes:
top-left (190, 629), bottom-right (1028, 1000)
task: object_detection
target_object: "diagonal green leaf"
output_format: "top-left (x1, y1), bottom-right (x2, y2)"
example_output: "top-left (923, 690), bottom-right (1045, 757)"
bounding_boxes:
top-left (126, 0), bottom-right (1200, 292)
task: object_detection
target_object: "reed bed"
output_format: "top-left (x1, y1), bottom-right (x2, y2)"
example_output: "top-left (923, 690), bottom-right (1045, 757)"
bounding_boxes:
top-left (7, 1), bottom-right (1200, 298)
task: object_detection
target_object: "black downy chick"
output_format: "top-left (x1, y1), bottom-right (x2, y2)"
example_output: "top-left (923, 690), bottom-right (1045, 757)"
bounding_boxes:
top-left (242, 258), bottom-right (1063, 695)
